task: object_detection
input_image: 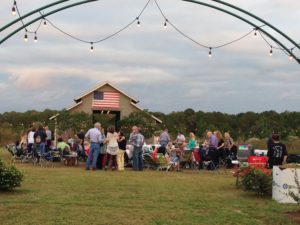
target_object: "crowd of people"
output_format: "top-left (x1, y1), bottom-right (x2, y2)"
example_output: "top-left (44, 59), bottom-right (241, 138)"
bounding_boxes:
top-left (9, 122), bottom-right (289, 171)
top-left (155, 129), bottom-right (239, 171)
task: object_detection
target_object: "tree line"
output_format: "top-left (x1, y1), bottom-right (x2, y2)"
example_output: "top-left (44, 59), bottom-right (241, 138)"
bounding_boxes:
top-left (1, 109), bottom-right (300, 145)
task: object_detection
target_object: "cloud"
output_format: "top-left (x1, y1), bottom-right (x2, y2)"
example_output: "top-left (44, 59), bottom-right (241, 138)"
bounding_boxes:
top-left (0, 0), bottom-right (299, 114)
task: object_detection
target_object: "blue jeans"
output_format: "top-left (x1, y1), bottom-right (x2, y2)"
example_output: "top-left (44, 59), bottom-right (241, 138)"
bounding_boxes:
top-left (86, 143), bottom-right (100, 169)
top-left (133, 146), bottom-right (143, 171)
top-left (37, 142), bottom-right (46, 155)
top-left (160, 142), bottom-right (168, 148)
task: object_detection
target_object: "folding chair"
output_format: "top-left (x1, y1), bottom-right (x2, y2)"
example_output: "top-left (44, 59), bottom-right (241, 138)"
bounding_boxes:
top-left (156, 153), bottom-right (171, 171)
top-left (143, 153), bottom-right (158, 169)
top-left (180, 150), bottom-right (193, 169)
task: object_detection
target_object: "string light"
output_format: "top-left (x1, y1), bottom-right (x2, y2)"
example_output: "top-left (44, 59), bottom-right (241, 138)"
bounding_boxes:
top-left (90, 42), bottom-right (94, 52)
top-left (254, 28), bottom-right (257, 38)
top-left (34, 32), bottom-right (38, 43)
top-left (12, 1), bottom-right (16, 16)
top-left (289, 49), bottom-right (294, 60)
top-left (10, 0), bottom-right (298, 63)
top-left (164, 19), bottom-right (168, 29)
top-left (136, 17), bottom-right (141, 27)
top-left (24, 30), bottom-right (28, 42)
top-left (208, 47), bottom-right (212, 58)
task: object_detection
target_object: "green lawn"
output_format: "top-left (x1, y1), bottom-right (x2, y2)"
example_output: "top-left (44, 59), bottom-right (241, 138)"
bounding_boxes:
top-left (0, 149), bottom-right (299, 225)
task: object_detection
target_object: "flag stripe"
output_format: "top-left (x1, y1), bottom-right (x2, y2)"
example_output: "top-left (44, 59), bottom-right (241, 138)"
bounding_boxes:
top-left (92, 92), bottom-right (120, 109)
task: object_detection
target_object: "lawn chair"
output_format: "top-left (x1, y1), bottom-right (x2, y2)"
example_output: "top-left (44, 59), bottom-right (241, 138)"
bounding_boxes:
top-left (6, 144), bottom-right (26, 163)
top-left (156, 153), bottom-right (171, 171)
top-left (180, 150), bottom-right (193, 169)
top-left (143, 153), bottom-right (158, 169)
top-left (200, 148), bottom-right (220, 173)
top-left (39, 150), bottom-right (56, 167)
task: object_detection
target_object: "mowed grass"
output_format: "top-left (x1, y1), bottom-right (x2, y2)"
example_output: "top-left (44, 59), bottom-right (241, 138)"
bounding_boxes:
top-left (0, 149), bottom-right (299, 225)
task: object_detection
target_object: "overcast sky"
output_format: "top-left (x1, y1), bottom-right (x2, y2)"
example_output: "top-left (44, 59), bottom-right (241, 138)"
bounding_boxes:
top-left (0, 0), bottom-right (299, 114)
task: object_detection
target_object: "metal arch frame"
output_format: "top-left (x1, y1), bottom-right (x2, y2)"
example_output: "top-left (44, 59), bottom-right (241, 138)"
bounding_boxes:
top-left (0, 0), bottom-right (299, 64)
top-left (183, 0), bottom-right (300, 64)
top-left (0, 0), bottom-right (98, 45)
top-left (210, 0), bottom-right (299, 50)
top-left (0, 0), bottom-right (70, 33)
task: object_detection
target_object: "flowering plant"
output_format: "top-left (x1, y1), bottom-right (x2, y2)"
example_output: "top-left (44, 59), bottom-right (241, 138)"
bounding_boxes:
top-left (238, 166), bottom-right (272, 195)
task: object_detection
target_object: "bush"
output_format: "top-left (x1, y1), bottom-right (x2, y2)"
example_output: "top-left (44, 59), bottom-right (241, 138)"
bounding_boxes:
top-left (0, 159), bottom-right (24, 191)
top-left (239, 166), bottom-right (272, 195)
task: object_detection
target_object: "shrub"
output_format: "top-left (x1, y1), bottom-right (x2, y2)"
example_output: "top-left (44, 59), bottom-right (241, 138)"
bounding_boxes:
top-left (239, 166), bottom-right (272, 196)
top-left (0, 159), bottom-right (24, 191)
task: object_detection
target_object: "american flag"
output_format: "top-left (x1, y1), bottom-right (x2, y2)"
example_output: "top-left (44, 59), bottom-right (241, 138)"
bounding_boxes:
top-left (92, 91), bottom-right (120, 109)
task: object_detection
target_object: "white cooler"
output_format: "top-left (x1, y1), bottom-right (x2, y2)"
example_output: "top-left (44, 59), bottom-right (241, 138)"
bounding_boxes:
top-left (272, 166), bottom-right (300, 204)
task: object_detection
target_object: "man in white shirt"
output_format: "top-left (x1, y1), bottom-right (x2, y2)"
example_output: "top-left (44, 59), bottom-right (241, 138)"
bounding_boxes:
top-left (85, 122), bottom-right (103, 170)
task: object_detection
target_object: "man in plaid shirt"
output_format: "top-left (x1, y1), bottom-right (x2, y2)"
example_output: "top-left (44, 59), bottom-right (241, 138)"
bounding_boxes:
top-left (129, 126), bottom-right (145, 171)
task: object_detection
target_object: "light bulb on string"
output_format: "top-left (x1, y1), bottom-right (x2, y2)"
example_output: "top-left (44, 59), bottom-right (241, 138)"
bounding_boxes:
top-left (12, 6), bottom-right (16, 16)
top-left (253, 28), bottom-right (257, 38)
top-left (34, 33), bottom-right (38, 43)
top-left (90, 42), bottom-right (94, 52)
top-left (136, 17), bottom-right (141, 27)
top-left (208, 47), bottom-right (212, 58)
top-left (11, 1), bottom-right (16, 16)
top-left (43, 20), bottom-right (47, 27)
top-left (164, 19), bottom-right (168, 29)
top-left (269, 46), bottom-right (273, 56)
top-left (24, 30), bottom-right (28, 42)
top-left (289, 49), bottom-right (294, 60)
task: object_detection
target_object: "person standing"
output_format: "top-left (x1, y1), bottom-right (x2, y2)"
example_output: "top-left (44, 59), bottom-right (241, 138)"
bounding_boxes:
top-left (267, 134), bottom-right (288, 169)
top-left (85, 122), bottom-right (103, 170)
top-left (175, 131), bottom-right (186, 145)
top-left (159, 128), bottom-right (170, 148)
top-left (206, 131), bottom-right (219, 167)
top-left (224, 132), bottom-right (237, 159)
top-left (214, 130), bottom-right (225, 159)
top-left (45, 126), bottom-right (52, 150)
top-left (117, 131), bottom-right (127, 171)
top-left (129, 126), bottom-right (145, 171)
top-left (104, 126), bottom-right (119, 171)
top-left (97, 127), bottom-right (106, 170)
top-left (77, 129), bottom-right (85, 153)
top-left (27, 127), bottom-right (36, 154)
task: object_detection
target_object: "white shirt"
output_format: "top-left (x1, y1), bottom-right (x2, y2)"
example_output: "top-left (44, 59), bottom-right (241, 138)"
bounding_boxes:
top-left (85, 128), bottom-right (102, 143)
top-left (28, 131), bottom-right (35, 144)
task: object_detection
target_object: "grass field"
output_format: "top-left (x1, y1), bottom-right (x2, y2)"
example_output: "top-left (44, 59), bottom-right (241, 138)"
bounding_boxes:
top-left (0, 149), bottom-right (299, 225)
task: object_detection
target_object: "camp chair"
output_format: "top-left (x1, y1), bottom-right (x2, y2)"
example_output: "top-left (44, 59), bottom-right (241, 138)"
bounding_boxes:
top-left (217, 157), bottom-right (229, 174)
top-left (180, 150), bottom-right (193, 169)
top-left (156, 153), bottom-right (171, 171)
top-left (200, 148), bottom-right (220, 173)
top-left (39, 151), bottom-right (55, 167)
top-left (6, 144), bottom-right (26, 164)
top-left (143, 153), bottom-right (158, 169)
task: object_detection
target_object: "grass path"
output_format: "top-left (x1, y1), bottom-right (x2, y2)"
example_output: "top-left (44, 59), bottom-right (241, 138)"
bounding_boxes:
top-left (0, 149), bottom-right (299, 225)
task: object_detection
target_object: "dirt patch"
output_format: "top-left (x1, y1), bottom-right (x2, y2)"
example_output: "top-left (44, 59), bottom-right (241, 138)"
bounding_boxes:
top-left (285, 211), bottom-right (300, 224)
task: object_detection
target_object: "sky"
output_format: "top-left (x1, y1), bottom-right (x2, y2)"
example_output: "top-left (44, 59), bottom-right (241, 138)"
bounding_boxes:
top-left (0, 0), bottom-right (299, 114)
